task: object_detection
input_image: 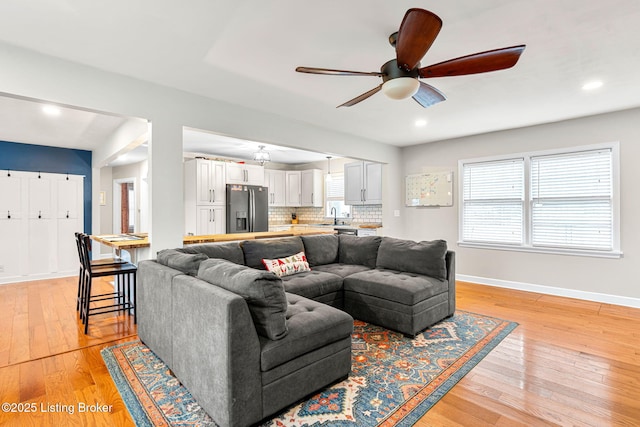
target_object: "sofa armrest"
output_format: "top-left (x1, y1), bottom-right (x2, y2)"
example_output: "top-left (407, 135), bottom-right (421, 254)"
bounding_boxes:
top-left (137, 260), bottom-right (184, 367)
top-left (445, 250), bottom-right (456, 315)
top-left (171, 275), bottom-right (263, 427)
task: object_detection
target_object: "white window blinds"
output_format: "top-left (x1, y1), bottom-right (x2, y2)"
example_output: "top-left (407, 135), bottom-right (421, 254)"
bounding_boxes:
top-left (531, 149), bottom-right (613, 250)
top-left (326, 173), bottom-right (344, 200)
top-left (462, 159), bottom-right (524, 244)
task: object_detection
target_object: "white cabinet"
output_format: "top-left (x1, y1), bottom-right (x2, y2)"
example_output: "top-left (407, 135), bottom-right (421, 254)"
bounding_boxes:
top-left (344, 161), bottom-right (383, 205)
top-left (226, 163), bottom-right (264, 186)
top-left (184, 159), bottom-right (226, 235)
top-left (196, 206), bottom-right (225, 235)
top-left (301, 169), bottom-right (323, 207)
top-left (265, 170), bottom-right (286, 206)
top-left (0, 171), bottom-right (83, 283)
top-left (184, 159), bottom-right (225, 205)
top-left (285, 171), bottom-right (302, 207)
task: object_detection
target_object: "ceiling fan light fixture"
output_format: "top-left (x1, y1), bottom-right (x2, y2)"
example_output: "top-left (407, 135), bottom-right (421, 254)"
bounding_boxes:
top-left (382, 77), bottom-right (420, 100)
top-left (253, 145), bottom-right (271, 165)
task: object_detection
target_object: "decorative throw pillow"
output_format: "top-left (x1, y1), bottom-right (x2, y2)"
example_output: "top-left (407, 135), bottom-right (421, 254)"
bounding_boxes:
top-left (262, 251), bottom-right (311, 277)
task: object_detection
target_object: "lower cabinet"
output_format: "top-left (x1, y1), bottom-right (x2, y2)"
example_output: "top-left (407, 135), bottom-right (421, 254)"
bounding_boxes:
top-left (186, 205), bottom-right (225, 235)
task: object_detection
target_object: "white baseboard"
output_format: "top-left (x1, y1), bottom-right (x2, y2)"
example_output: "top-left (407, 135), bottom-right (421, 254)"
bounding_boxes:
top-left (0, 271), bottom-right (77, 285)
top-left (457, 274), bottom-right (640, 309)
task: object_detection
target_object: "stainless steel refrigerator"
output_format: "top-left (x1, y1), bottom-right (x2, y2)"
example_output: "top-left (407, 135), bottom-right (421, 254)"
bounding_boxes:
top-left (226, 184), bottom-right (269, 233)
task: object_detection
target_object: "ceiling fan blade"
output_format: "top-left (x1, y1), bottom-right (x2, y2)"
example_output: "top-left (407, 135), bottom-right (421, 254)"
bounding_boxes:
top-left (412, 82), bottom-right (446, 108)
top-left (337, 85), bottom-right (382, 108)
top-left (419, 45), bottom-right (526, 78)
top-left (395, 8), bottom-right (443, 71)
top-left (296, 66), bottom-right (383, 77)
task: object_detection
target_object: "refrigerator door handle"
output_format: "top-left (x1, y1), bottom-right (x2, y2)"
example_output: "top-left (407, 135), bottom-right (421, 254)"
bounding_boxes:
top-left (248, 189), bottom-right (254, 232)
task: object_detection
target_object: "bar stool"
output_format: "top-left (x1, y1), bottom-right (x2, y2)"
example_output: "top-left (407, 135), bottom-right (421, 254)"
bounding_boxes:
top-left (79, 234), bottom-right (138, 334)
top-left (74, 232), bottom-right (126, 312)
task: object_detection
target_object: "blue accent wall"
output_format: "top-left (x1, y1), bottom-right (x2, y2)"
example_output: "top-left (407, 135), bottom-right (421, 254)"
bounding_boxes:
top-left (0, 140), bottom-right (92, 233)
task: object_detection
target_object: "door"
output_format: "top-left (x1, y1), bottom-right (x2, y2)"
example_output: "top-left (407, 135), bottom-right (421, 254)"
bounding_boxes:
top-left (266, 170), bottom-right (286, 206)
top-left (250, 186), bottom-right (269, 232)
top-left (196, 206), bottom-right (225, 234)
top-left (226, 185), bottom-right (249, 233)
top-left (226, 163), bottom-right (246, 184)
top-left (344, 162), bottom-right (364, 205)
top-left (363, 162), bottom-right (383, 204)
top-left (286, 171), bottom-right (301, 206)
top-left (196, 159), bottom-right (214, 204)
top-left (211, 161), bottom-right (226, 204)
top-left (301, 169), bottom-right (323, 207)
top-left (245, 165), bottom-right (265, 186)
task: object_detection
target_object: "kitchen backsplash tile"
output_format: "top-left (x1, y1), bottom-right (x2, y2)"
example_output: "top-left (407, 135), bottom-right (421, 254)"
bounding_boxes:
top-left (268, 205), bottom-right (382, 225)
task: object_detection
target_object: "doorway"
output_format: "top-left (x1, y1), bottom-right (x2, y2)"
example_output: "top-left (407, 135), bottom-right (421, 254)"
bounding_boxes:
top-left (113, 178), bottom-right (136, 234)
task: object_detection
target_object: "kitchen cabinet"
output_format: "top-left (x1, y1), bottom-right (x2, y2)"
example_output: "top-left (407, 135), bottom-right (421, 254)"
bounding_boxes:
top-left (184, 159), bottom-right (226, 235)
top-left (185, 159), bottom-right (226, 205)
top-left (285, 171), bottom-right (302, 207)
top-left (264, 169), bottom-right (286, 206)
top-left (226, 163), bottom-right (264, 186)
top-left (301, 169), bottom-right (323, 207)
top-left (344, 161), bottom-right (383, 205)
top-left (196, 205), bottom-right (225, 235)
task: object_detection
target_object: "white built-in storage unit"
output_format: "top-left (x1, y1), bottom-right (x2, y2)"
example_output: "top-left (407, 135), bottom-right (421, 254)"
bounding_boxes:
top-left (0, 170), bottom-right (84, 284)
top-left (344, 161), bottom-right (383, 205)
top-left (266, 168), bottom-right (323, 208)
top-left (301, 169), bottom-right (323, 207)
top-left (264, 169), bottom-right (286, 207)
top-left (226, 163), bottom-right (265, 186)
top-left (184, 159), bottom-right (226, 235)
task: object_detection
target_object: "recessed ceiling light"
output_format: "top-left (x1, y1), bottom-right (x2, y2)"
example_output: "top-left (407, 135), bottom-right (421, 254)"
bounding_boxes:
top-left (415, 119), bottom-right (428, 127)
top-left (582, 80), bottom-right (603, 91)
top-left (42, 105), bottom-right (61, 116)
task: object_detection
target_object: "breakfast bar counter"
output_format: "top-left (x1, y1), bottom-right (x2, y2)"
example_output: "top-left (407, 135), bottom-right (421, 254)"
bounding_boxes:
top-left (91, 227), bottom-right (336, 261)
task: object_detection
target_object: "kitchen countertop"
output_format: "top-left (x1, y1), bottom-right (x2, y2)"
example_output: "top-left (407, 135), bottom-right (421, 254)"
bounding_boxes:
top-left (270, 222), bottom-right (383, 229)
top-left (91, 227), bottom-right (336, 250)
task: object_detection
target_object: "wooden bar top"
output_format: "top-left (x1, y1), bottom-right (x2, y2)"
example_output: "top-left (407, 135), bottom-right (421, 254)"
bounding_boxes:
top-left (91, 227), bottom-right (336, 250)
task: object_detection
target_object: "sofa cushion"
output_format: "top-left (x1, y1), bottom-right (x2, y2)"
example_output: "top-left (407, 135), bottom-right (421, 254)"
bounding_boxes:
top-left (312, 263), bottom-right (372, 278)
top-left (241, 237), bottom-right (305, 270)
top-left (281, 270), bottom-right (343, 300)
top-left (259, 293), bottom-right (353, 371)
top-left (156, 249), bottom-right (207, 276)
top-left (301, 234), bottom-right (339, 266)
top-left (197, 258), bottom-right (288, 340)
top-left (262, 251), bottom-right (310, 277)
top-left (338, 234), bottom-right (382, 268)
top-left (177, 241), bottom-right (244, 265)
top-left (376, 237), bottom-right (448, 280)
top-left (344, 268), bottom-right (448, 306)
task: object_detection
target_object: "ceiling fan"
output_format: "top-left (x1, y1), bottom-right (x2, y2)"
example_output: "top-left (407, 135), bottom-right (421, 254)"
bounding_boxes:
top-left (296, 8), bottom-right (526, 108)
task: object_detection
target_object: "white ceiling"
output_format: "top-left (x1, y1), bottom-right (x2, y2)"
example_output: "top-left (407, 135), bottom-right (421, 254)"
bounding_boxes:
top-left (1, 0), bottom-right (639, 156)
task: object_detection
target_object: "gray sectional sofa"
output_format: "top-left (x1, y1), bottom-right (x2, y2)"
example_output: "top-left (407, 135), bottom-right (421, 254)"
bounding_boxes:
top-left (137, 234), bottom-right (455, 427)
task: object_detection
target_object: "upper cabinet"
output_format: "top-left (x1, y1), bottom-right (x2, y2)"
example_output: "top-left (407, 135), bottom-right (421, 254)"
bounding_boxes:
top-left (344, 161), bottom-right (383, 205)
top-left (265, 169), bottom-right (286, 207)
top-left (301, 169), bottom-right (323, 207)
top-left (226, 163), bottom-right (264, 186)
top-left (285, 171), bottom-right (302, 207)
top-left (185, 159), bottom-right (226, 205)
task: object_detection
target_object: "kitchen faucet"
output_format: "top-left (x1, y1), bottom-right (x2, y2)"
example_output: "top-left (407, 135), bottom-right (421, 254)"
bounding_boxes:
top-left (330, 207), bottom-right (337, 225)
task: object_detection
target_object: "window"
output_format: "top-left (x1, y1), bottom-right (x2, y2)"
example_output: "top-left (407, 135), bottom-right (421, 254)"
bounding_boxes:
top-left (325, 173), bottom-right (351, 219)
top-left (459, 143), bottom-right (620, 257)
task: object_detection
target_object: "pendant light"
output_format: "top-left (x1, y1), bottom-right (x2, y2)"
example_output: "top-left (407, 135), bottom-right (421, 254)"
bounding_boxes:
top-left (326, 156), bottom-right (332, 182)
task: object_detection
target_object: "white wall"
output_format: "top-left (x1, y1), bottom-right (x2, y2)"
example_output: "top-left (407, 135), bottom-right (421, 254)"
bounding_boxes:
top-left (401, 108), bottom-right (640, 305)
top-left (0, 42), bottom-right (403, 255)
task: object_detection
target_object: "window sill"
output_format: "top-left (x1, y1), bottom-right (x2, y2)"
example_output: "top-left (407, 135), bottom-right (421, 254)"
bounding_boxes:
top-left (457, 241), bottom-right (623, 259)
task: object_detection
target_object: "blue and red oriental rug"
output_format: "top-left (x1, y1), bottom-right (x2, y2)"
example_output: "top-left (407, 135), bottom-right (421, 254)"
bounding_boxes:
top-left (102, 311), bottom-right (517, 426)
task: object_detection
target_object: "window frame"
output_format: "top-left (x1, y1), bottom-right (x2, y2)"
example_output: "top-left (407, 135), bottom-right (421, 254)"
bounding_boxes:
top-left (458, 142), bottom-right (621, 258)
top-left (324, 172), bottom-right (351, 219)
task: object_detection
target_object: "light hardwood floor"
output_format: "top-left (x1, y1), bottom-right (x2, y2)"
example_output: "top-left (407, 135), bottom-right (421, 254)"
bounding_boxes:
top-left (0, 277), bottom-right (638, 426)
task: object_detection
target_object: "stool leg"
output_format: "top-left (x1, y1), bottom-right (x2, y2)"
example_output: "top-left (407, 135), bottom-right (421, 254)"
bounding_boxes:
top-left (133, 271), bottom-right (137, 324)
top-left (83, 271), bottom-right (92, 334)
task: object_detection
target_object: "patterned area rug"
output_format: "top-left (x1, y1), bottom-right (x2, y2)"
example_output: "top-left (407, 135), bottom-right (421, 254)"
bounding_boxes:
top-left (102, 311), bottom-right (516, 426)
